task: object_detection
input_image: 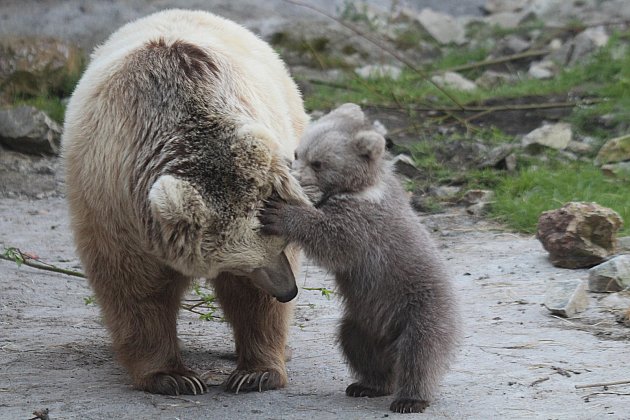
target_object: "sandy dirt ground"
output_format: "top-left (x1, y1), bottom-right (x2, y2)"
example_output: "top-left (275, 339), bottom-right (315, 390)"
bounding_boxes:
top-left (1, 196), bottom-right (629, 419)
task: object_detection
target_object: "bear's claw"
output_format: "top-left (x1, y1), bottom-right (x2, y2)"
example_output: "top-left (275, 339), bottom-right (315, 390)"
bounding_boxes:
top-left (142, 371), bottom-right (207, 396)
top-left (224, 370), bottom-right (279, 393)
top-left (389, 398), bottom-right (430, 413)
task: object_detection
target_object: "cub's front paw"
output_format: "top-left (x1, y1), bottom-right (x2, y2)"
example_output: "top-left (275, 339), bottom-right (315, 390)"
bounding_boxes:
top-left (224, 369), bottom-right (286, 393)
top-left (259, 199), bottom-right (290, 236)
top-left (139, 369), bottom-right (207, 396)
top-left (345, 382), bottom-right (389, 398)
top-left (390, 398), bottom-right (430, 413)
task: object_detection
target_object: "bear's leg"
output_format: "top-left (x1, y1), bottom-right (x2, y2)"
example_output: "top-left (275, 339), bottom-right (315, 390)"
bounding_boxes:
top-left (340, 317), bottom-right (394, 398)
top-left (89, 259), bottom-right (206, 396)
top-left (212, 272), bottom-right (291, 393)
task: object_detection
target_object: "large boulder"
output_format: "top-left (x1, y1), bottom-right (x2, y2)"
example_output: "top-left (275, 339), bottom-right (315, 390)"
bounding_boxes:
top-left (537, 202), bottom-right (624, 268)
top-left (0, 105), bottom-right (62, 154)
top-left (522, 122), bottom-right (572, 152)
top-left (0, 36), bottom-right (83, 100)
top-left (595, 134), bottom-right (630, 166)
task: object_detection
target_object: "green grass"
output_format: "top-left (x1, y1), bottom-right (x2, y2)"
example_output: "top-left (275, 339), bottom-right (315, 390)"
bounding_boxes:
top-left (490, 162), bottom-right (630, 235)
top-left (14, 96), bottom-right (66, 124)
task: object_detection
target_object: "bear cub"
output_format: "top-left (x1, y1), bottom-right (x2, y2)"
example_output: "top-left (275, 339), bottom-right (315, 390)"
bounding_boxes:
top-left (260, 103), bottom-right (459, 413)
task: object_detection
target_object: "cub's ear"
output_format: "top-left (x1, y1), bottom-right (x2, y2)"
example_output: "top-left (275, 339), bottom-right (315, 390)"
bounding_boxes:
top-left (321, 102), bottom-right (365, 126)
top-left (353, 130), bottom-right (386, 161)
top-left (149, 175), bottom-right (211, 227)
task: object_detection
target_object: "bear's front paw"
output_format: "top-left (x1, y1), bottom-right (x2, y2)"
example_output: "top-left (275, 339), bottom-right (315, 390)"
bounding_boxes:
top-left (259, 199), bottom-right (290, 237)
top-left (140, 369), bottom-right (207, 396)
top-left (224, 369), bottom-right (286, 393)
top-left (389, 398), bottom-right (430, 414)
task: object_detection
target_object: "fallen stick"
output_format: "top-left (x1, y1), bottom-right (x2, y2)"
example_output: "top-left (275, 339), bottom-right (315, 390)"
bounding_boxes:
top-left (575, 379), bottom-right (630, 389)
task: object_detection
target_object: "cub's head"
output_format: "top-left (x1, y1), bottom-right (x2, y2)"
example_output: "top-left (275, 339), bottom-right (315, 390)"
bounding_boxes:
top-left (147, 122), bottom-right (308, 303)
top-left (292, 103), bottom-right (387, 202)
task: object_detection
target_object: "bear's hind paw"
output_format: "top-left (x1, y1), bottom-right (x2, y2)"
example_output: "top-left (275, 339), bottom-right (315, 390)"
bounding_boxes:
top-left (224, 369), bottom-right (285, 393)
top-left (345, 382), bottom-right (389, 398)
top-left (142, 370), bottom-right (207, 396)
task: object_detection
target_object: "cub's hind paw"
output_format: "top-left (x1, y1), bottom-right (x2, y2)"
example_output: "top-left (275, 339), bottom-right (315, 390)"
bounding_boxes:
top-left (141, 370), bottom-right (207, 396)
top-left (224, 369), bottom-right (286, 393)
top-left (390, 398), bottom-right (429, 413)
top-left (345, 382), bottom-right (389, 398)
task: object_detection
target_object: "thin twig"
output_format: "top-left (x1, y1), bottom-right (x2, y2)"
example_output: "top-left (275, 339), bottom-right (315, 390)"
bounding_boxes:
top-left (0, 249), bottom-right (85, 278)
top-left (575, 379), bottom-right (630, 389)
top-left (530, 376), bottom-right (550, 387)
top-left (442, 49), bottom-right (550, 74)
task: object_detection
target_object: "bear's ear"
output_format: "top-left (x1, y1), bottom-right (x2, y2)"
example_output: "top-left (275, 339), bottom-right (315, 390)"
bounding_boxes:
top-left (269, 155), bottom-right (311, 205)
top-left (149, 175), bottom-right (212, 227)
top-left (353, 130), bottom-right (386, 161)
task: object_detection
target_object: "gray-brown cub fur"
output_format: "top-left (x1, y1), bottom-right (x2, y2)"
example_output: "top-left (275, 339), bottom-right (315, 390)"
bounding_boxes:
top-left (260, 103), bottom-right (459, 413)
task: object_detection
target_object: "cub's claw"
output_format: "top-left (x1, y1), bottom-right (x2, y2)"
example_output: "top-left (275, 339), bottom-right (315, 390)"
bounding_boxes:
top-left (389, 398), bottom-right (430, 413)
top-left (345, 382), bottom-right (389, 398)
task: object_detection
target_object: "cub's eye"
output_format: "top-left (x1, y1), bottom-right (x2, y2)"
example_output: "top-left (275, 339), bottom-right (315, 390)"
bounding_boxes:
top-left (310, 160), bottom-right (322, 170)
top-left (294, 151), bottom-right (298, 160)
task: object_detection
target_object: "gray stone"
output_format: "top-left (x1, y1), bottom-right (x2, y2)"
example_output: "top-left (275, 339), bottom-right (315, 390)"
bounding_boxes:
top-left (528, 60), bottom-right (556, 79)
top-left (392, 154), bottom-right (420, 179)
top-left (482, 0), bottom-right (529, 14)
top-left (429, 185), bottom-right (461, 199)
top-left (588, 255), bottom-right (630, 293)
top-left (0, 105), bottom-right (62, 155)
top-left (483, 11), bottom-right (530, 29)
top-left (566, 140), bottom-right (593, 155)
top-left (502, 35), bottom-right (531, 54)
top-left (522, 122), bottom-right (572, 152)
top-left (462, 189), bottom-right (495, 206)
top-left (478, 144), bottom-right (517, 169)
top-left (537, 202), bottom-right (624, 269)
top-left (414, 8), bottom-right (467, 45)
top-left (475, 70), bottom-right (516, 89)
top-left (355, 64), bottom-right (402, 80)
top-left (431, 71), bottom-right (477, 91)
top-left (544, 279), bottom-right (589, 318)
top-left (569, 27), bottom-right (609, 66)
top-left (601, 162), bottom-right (630, 180)
top-left (618, 237), bottom-right (630, 253)
top-left (599, 292), bottom-right (630, 311)
top-left (595, 134), bottom-right (630, 165)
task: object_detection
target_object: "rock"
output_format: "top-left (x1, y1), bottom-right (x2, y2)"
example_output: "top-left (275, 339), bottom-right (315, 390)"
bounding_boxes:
top-left (414, 8), bottom-right (467, 45)
top-left (410, 192), bottom-right (443, 214)
top-left (599, 291), bottom-right (630, 311)
top-left (355, 64), bottom-right (402, 80)
top-left (601, 162), bottom-right (630, 180)
top-left (522, 122), bottom-right (572, 152)
top-left (544, 279), bottom-right (589, 318)
top-left (477, 144), bottom-right (517, 169)
top-left (594, 134), bottom-right (630, 165)
top-left (548, 38), bottom-right (563, 51)
top-left (528, 60), bottom-right (556, 79)
top-left (618, 237), bottom-right (630, 253)
top-left (431, 71), bottom-right (477, 92)
top-left (462, 189), bottom-right (495, 206)
top-left (588, 255), bottom-right (630, 293)
top-left (566, 140), bottom-right (593, 155)
top-left (484, 11), bottom-right (531, 29)
top-left (0, 106), bottom-right (62, 155)
top-left (0, 36), bottom-right (83, 99)
top-left (537, 202), bottom-right (624, 269)
top-left (569, 27), bottom-right (609, 66)
top-left (429, 185), bottom-right (461, 200)
top-left (504, 153), bottom-right (517, 171)
top-left (482, 0), bottom-right (529, 14)
top-left (462, 189), bottom-right (495, 216)
top-left (498, 35), bottom-right (531, 55)
top-left (392, 154), bottom-right (420, 179)
top-left (475, 70), bottom-right (516, 89)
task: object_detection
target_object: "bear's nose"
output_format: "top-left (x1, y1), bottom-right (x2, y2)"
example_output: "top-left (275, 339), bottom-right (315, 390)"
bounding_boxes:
top-left (275, 284), bottom-right (298, 303)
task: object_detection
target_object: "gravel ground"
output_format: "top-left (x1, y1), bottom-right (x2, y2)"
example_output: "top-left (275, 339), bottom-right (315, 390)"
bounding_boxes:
top-left (1, 197), bottom-right (629, 419)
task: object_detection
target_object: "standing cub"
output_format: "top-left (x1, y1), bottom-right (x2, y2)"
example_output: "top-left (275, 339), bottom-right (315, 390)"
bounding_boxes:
top-left (260, 104), bottom-right (459, 413)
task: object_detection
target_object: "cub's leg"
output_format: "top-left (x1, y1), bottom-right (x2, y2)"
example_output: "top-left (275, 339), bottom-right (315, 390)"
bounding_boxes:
top-left (339, 317), bottom-right (395, 398)
top-left (87, 251), bottom-right (206, 395)
top-left (389, 325), bottom-right (444, 413)
top-left (212, 272), bottom-right (292, 393)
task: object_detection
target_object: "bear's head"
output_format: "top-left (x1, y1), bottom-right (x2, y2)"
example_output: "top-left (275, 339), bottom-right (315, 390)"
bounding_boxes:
top-left (147, 121), bottom-right (308, 302)
top-left (292, 103), bottom-right (387, 204)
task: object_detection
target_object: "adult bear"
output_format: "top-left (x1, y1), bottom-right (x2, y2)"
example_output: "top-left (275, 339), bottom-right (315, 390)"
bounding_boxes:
top-left (63, 9), bottom-right (309, 396)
